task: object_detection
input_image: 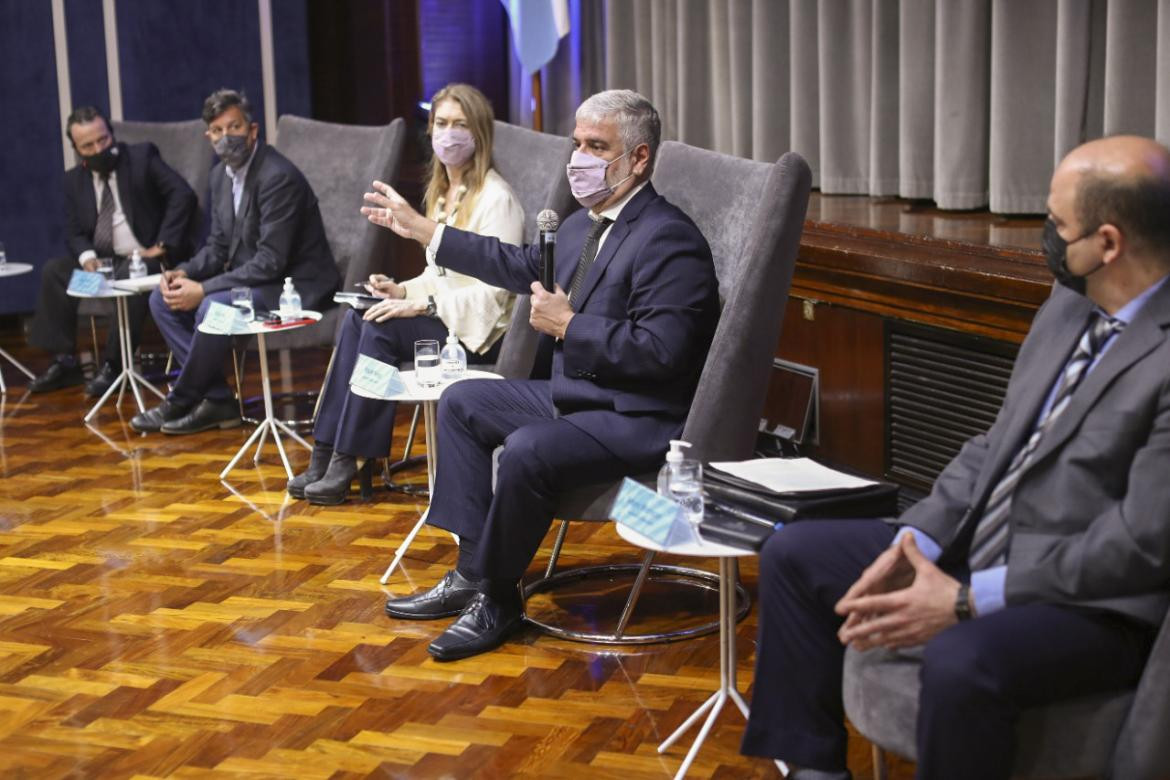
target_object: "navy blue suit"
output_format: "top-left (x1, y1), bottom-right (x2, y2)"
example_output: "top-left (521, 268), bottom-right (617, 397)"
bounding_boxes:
top-left (427, 183), bottom-right (720, 581)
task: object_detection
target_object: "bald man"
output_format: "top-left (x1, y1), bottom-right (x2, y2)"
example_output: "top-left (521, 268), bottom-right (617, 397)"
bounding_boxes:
top-left (741, 136), bottom-right (1170, 780)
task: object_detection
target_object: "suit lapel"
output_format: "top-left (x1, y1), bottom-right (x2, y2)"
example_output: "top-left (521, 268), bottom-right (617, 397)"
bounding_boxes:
top-left (969, 289), bottom-right (1093, 505)
top-left (572, 184), bottom-right (656, 309)
top-left (78, 169), bottom-right (99, 229)
top-left (228, 143), bottom-right (265, 261)
top-left (1027, 279), bottom-right (1170, 468)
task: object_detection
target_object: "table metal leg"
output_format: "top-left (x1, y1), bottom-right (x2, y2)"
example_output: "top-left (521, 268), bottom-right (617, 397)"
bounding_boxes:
top-left (82, 295), bottom-right (163, 421)
top-left (221, 334), bottom-right (310, 482)
top-left (422, 400), bottom-right (437, 494)
top-left (657, 556), bottom-right (752, 779)
top-left (0, 345), bottom-right (36, 394)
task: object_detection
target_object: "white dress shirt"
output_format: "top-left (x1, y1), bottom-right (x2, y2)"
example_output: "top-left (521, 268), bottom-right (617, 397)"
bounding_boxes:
top-left (77, 170), bottom-right (145, 266)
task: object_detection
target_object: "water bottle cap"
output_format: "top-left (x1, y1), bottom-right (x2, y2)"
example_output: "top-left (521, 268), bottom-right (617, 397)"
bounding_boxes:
top-left (447, 333), bottom-right (458, 343)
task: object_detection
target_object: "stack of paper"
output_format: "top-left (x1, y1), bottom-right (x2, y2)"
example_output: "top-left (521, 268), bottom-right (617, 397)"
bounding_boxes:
top-left (112, 274), bottom-right (162, 293)
top-left (707, 458), bottom-right (877, 495)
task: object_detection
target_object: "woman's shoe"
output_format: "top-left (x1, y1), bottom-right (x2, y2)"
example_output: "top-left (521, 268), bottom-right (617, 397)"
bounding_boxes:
top-left (304, 452), bottom-right (374, 505)
top-left (287, 441), bottom-right (333, 499)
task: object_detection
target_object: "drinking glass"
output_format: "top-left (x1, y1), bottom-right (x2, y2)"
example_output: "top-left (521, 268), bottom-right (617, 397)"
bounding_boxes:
top-left (0, 241), bottom-right (7, 270)
top-left (414, 339), bottom-right (441, 388)
top-left (96, 257), bottom-right (115, 286)
top-left (231, 286), bottom-right (255, 322)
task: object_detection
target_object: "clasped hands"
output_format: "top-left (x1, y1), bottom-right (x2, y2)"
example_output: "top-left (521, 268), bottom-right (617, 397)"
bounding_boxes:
top-left (835, 533), bottom-right (963, 651)
top-left (158, 269), bottom-right (204, 311)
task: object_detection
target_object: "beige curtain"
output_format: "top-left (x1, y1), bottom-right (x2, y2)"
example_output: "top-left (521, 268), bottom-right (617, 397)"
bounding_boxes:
top-left (602, 0), bottom-right (1170, 213)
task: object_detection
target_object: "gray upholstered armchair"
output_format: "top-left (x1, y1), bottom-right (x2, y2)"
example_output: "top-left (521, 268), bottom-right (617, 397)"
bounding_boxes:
top-left (230, 116), bottom-right (405, 422)
top-left (522, 144), bottom-right (813, 643)
top-left (78, 119), bottom-right (214, 361)
top-left (843, 605), bottom-right (1170, 779)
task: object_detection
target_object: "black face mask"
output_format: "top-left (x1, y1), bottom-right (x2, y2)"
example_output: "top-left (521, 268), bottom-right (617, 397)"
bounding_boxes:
top-left (1042, 217), bottom-right (1102, 295)
top-left (82, 144), bottom-right (119, 176)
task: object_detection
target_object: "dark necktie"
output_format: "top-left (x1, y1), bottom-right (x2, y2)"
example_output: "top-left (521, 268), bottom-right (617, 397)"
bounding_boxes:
top-left (93, 176), bottom-right (116, 258)
top-left (968, 312), bottom-right (1125, 570)
top-left (568, 216), bottom-right (613, 306)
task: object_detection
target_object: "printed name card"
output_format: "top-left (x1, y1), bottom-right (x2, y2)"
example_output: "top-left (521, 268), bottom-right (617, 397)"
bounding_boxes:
top-left (610, 478), bottom-right (700, 547)
top-left (67, 270), bottom-right (105, 296)
top-left (200, 301), bottom-right (248, 335)
top-left (349, 354), bottom-right (406, 399)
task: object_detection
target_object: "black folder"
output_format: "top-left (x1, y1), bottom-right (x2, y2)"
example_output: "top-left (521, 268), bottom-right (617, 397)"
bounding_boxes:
top-left (704, 463), bottom-right (899, 524)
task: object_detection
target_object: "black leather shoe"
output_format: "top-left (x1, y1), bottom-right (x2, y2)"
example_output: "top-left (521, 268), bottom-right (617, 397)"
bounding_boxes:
top-left (161, 398), bottom-right (241, 435)
top-left (427, 587), bottom-right (525, 662)
top-left (303, 452), bottom-right (373, 505)
top-left (287, 441), bottom-right (333, 499)
top-left (84, 362), bottom-right (118, 398)
top-left (129, 400), bottom-right (190, 433)
top-left (384, 569), bottom-right (480, 620)
top-left (28, 361), bottom-right (84, 393)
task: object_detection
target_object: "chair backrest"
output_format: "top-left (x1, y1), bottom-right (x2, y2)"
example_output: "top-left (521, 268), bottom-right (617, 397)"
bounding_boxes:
top-left (491, 120), bottom-right (578, 242)
top-left (274, 115), bottom-right (406, 288)
top-left (112, 118), bottom-right (215, 213)
top-left (487, 121), bottom-right (579, 379)
top-left (1111, 606), bottom-right (1170, 777)
top-left (652, 144), bottom-right (812, 463)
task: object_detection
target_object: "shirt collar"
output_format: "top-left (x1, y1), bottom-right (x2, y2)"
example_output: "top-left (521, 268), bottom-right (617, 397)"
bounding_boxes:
top-left (594, 180), bottom-right (648, 224)
top-left (1110, 273), bottom-right (1169, 325)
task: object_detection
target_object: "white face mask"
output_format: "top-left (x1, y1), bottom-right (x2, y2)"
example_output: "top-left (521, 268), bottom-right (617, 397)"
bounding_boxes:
top-left (565, 149), bottom-right (633, 208)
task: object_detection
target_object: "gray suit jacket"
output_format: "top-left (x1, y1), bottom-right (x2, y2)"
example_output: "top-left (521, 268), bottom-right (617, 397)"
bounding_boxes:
top-left (902, 280), bottom-right (1170, 626)
top-left (177, 142), bottom-right (338, 311)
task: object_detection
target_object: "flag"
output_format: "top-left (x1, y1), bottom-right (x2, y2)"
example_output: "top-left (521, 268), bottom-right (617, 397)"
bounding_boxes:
top-left (501, 0), bottom-right (570, 74)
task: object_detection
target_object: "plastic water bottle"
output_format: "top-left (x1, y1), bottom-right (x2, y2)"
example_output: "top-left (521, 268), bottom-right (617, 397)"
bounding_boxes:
top-left (128, 248), bottom-right (147, 279)
top-left (440, 331), bottom-right (467, 381)
top-left (657, 440), bottom-right (704, 525)
top-left (278, 276), bottom-right (302, 319)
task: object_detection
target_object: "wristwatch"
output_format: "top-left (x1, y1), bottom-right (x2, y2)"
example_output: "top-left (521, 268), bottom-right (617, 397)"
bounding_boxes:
top-left (954, 583), bottom-right (974, 621)
top-left (425, 295), bottom-right (437, 317)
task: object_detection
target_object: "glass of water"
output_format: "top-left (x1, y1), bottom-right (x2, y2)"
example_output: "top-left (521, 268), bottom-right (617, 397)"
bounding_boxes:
top-left (670, 460), bottom-right (705, 525)
top-left (96, 257), bottom-right (114, 287)
top-left (0, 241), bottom-right (7, 270)
top-left (231, 286), bottom-right (255, 322)
top-left (414, 339), bottom-right (441, 388)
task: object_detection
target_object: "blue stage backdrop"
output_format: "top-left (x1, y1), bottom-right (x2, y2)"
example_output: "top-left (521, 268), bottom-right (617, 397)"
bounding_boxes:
top-left (0, 0), bottom-right (311, 315)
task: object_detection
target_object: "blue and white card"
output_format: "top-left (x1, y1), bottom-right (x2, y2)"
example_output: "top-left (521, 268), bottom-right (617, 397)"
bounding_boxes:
top-left (200, 301), bottom-right (247, 335)
top-left (610, 477), bottom-right (699, 547)
top-left (349, 354), bottom-right (406, 399)
top-left (67, 269), bottom-right (105, 296)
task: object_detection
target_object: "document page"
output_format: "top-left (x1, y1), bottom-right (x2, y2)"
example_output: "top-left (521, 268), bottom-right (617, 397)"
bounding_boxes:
top-left (708, 457), bottom-right (876, 494)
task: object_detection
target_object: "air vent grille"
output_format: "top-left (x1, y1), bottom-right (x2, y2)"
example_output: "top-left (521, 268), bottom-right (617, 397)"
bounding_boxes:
top-left (886, 325), bottom-right (1018, 493)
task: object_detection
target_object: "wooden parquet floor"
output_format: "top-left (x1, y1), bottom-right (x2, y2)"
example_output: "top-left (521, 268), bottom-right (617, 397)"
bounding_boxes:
top-left (0, 319), bottom-right (914, 780)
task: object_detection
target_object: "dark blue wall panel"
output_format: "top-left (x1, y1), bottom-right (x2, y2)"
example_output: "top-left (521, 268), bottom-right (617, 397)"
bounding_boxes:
top-left (116, 0), bottom-right (265, 124)
top-left (0, 4), bottom-right (66, 314)
top-left (418, 0), bottom-right (509, 117)
top-left (63, 0), bottom-right (109, 116)
top-left (274, 0), bottom-right (311, 118)
top-left (0, 1), bottom-right (311, 316)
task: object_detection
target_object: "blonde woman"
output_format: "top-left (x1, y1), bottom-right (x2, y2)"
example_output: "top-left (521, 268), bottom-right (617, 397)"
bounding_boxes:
top-left (290, 83), bottom-right (524, 504)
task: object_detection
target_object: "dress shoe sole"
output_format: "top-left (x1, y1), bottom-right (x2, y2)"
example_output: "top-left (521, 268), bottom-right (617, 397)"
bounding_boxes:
top-left (304, 491), bottom-right (348, 506)
top-left (29, 378), bottom-right (84, 394)
top-left (161, 418), bottom-right (242, 435)
top-left (286, 484), bottom-right (307, 499)
top-left (84, 383), bottom-right (114, 399)
top-left (427, 615), bottom-right (525, 662)
top-left (384, 601), bottom-right (469, 620)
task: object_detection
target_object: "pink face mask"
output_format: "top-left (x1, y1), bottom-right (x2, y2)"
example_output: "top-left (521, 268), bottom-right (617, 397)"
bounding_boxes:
top-left (566, 149), bottom-right (631, 208)
top-left (432, 127), bottom-right (476, 168)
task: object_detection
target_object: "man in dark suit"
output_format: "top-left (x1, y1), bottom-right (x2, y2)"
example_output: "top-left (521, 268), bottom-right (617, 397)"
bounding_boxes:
top-left (130, 89), bottom-right (338, 435)
top-left (365, 90), bottom-right (720, 661)
top-left (740, 136), bottom-right (1170, 780)
top-left (28, 106), bottom-right (197, 396)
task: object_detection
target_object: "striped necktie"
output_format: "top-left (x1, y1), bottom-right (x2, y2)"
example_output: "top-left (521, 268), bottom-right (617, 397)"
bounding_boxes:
top-left (968, 312), bottom-right (1125, 571)
top-left (568, 216), bottom-right (612, 306)
top-left (93, 177), bottom-right (116, 258)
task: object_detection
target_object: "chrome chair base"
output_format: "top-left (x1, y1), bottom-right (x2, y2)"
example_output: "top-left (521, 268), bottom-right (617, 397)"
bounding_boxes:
top-left (522, 561), bottom-right (750, 645)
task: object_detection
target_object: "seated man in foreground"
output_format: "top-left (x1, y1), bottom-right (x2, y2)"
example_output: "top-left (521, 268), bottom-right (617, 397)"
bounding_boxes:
top-left (365, 89), bottom-right (720, 661)
top-left (131, 88), bottom-right (337, 435)
top-left (742, 135), bottom-right (1170, 780)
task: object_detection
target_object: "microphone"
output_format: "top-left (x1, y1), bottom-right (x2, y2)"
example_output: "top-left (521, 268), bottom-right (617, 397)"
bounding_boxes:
top-left (537, 209), bottom-right (559, 292)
